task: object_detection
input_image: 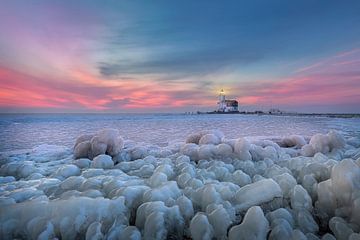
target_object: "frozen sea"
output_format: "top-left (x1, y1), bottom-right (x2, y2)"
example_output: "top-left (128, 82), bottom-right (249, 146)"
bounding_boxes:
top-left (1, 113), bottom-right (360, 152)
top-left (1, 113), bottom-right (360, 239)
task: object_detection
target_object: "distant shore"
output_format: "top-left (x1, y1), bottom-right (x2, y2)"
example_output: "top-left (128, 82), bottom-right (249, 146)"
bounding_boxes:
top-left (195, 111), bottom-right (360, 118)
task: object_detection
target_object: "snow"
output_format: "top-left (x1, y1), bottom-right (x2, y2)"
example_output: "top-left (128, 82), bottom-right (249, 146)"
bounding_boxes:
top-left (1, 128), bottom-right (360, 239)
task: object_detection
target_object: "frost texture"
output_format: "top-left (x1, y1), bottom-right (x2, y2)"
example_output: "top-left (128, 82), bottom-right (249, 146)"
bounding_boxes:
top-left (1, 129), bottom-right (360, 239)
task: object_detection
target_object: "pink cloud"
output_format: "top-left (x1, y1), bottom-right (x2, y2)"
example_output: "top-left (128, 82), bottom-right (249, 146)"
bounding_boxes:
top-left (234, 48), bottom-right (360, 112)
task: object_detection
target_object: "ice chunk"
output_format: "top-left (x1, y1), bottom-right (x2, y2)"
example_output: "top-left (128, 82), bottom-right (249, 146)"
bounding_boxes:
top-left (272, 173), bottom-right (297, 198)
top-left (90, 129), bottom-right (124, 157)
top-left (321, 233), bottom-right (336, 240)
top-left (329, 217), bottom-right (354, 240)
top-left (198, 144), bottom-right (215, 160)
top-left (91, 154), bottom-right (114, 169)
top-left (85, 221), bottom-right (103, 240)
top-left (266, 208), bottom-right (295, 228)
top-left (52, 164), bottom-right (80, 180)
top-left (229, 206), bottom-right (269, 240)
top-left (331, 159), bottom-right (360, 206)
top-left (74, 129), bottom-right (124, 159)
top-left (199, 134), bottom-right (221, 145)
top-left (295, 209), bottom-right (318, 234)
top-left (234, 138), bottom-right (252, 161)
top-left (190, 212), bottom-right (214, 240)
top-left (143, 181), bottom-right (181, 202)
top-left (269, 219), bottom-right (292, 240)
top-left (303, 131), bottom-right (346, 156)
top-left (74, 141), bottom-right (92, 159)
top-left (0, 196), bottom-right (127, 239)
top-left (73, 158), bottom-right (91, 169)
top-left (180, 143), bottom-right (199, 161)
top-left (176, 195), bottom-right (194, 223)
top-left (291, 229), bottom-right (307, 240)
top-left (281, 135), bottom-right (307, 149)
top-left (234, 179), bottom-right (283, 211)
top-left (208, 205), bottom-right (232, 238)
top-left (149, 172), bottom-right (168, 188)
top-left (291, 185), bottom-right (313, 211)
top-left (231, 170), bottom-right (251, 187)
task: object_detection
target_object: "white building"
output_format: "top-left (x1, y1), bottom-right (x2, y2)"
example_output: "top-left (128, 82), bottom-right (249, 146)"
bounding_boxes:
top-left (217, 89), bottom-right (239, 112)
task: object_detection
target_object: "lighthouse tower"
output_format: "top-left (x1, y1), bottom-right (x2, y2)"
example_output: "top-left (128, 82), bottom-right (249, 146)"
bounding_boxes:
top-left (217, 89), bottom-right (239, 112)
top-left (218, 89), bottom-right (226, 112)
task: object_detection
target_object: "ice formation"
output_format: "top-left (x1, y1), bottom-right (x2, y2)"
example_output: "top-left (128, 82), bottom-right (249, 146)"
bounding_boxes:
top-left (74, 129), bottom-right (124, 159)
top-left (1, 129), bottom-right (360, 239)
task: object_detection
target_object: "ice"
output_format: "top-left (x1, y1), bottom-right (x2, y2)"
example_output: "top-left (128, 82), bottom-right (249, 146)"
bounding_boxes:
top-left (74, 129), bottom-right (124, 159)
top-left (234, 138), bottom-right (252, 161)
top-left (2, 129), bottom-right (360, 239)
top-left (207, 204), bottom-right (232, 238)
top-left (52, 164), bottom-right (81, 180)
top-left (281, 135), bottom-right (307, 149)
top-left (85, 221), bottom-right (103, 240)
top-left (234, 178), bottom-right (283, 211)
top-left (229, 206), bottom-right (269, 240)
top-left (301, 130), bottom-right (346, 157)
top-left (73, 158), bottom-right (91, 169)
top-left (291, 185), bottom-right (313, 211)
top-left (329, 217), bottom-right (354, 240)
top-left (231, 170), bottom-right (252, 187)
top-left (190, 212), bottom-right (214, 240)
top-left (90, 154), bottom-right (114, 169)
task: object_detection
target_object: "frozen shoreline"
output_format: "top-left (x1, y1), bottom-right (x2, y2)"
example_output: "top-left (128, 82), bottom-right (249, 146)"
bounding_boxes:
top-left (0, 129), bottom-right (360, 239)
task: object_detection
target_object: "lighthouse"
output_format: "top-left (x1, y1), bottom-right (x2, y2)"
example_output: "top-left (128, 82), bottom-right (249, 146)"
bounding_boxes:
top-left (217, 89), bottom-right (239, 112)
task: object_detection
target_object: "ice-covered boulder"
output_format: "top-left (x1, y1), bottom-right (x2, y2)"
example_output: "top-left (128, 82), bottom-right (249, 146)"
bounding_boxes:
top-left (229, 206), bottom-right (269, 240)
top-left (199, 134), bottom-right (221, 145)
top-left (190, 212), bottom-right (214, 240)
top-left (291, 185), bottom-right (313, 211)
top-left (0, 196), bottom-right (127, 239)
top-left (207, 205), bottom-right (232, 238)
top-left (234, 138), bottom-right (252, 161)
top-left (281, 135), bottom-right (307, 149)
top-left (329, 217), bottom-right (354, 240)
top-left (301, 131), bottom-right (345, 157)
top-left (234, 179), bottom-right (283, 211)
top-left (74, 141), bottom-right (92, 159)
top-left (74, 129), bottom-right (124, 159)
top-left (316, 158), bottom-right (360, 220)
top-left (52, 164), bottom-right (80, 180)
top-left (90, 154), bottom-right (114, 169)
top-left (136, 201), bottom-right (184, 239)
top-left (180, 143), bottom-right (199, 161)
top-left (186, 130), bottom-right (224, 145)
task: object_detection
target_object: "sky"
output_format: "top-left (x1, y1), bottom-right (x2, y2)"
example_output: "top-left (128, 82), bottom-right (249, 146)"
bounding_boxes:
top-left (0, 0), bottom-right (360, 113)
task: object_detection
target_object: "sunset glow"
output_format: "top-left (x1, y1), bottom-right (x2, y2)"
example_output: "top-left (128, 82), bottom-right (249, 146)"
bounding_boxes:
top-left (1, 1), bottom-right (359, 113)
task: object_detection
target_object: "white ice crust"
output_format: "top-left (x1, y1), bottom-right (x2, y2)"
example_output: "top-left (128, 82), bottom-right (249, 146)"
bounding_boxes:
top-left (1, 129), bottom-right (360, 239)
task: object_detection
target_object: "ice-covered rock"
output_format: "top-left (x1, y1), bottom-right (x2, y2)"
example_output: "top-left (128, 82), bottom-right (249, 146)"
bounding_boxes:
top-left (234, 138), bottom-right (252, 161)
top-left (208, 205), bottom-right (232, 238)
top-left (302, 131), bottom-right (345, 156)
top-left (234, 179), bottom-right (283, 211)
top-left (281, 135), bottom-right (307, 149)
top-left (52, 164), bottom-right (80, 180)
top-left (229, 206), bottom-right (269, 240)
top-left (329, 217), bottom-right (354, 240)
top-left (74, 129), bottom-right (124, 159)
top-left (90, 154), bottom-right (114, 169)
top-left (190, 212), bottom-right (214, 240)
top-left (291, 185), bottom-right (313, 211)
